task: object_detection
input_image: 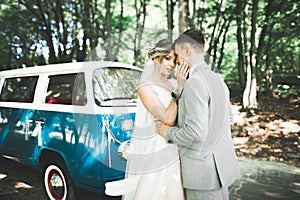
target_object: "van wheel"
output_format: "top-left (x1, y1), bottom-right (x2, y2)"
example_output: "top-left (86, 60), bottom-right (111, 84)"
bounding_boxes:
top-left (43, 162), bottom-right (75, 200)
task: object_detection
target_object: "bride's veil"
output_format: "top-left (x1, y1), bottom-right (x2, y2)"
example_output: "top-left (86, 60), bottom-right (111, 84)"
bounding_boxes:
top-left (125, 59), bottom-right (156, 175)
top-left (124, 61), bottom-right (178, 177)
top-left (139, 59), bottom-right (155, 83)
top-left (105, 40), bottom-right (180, 197)
top-left (105, 59), bottom-right (158, 196)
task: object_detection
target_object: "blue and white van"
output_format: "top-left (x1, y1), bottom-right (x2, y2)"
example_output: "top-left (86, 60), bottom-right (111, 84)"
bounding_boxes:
top-left (0, 61), bottom-right (141, 199)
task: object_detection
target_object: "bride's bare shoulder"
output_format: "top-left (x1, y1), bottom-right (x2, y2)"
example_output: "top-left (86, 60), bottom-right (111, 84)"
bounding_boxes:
top-left (138, 79), bottom-right (153, 87)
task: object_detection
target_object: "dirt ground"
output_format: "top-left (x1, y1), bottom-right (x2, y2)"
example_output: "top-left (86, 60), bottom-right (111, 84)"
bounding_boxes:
top-left (231, 95), bottom-right (300, 167)
top-left (0, 157), bottom-right (119, 200)
top-left (0, 95), bottom-right (299, 199)
top-left (0, 156), bottom-right (47, 200)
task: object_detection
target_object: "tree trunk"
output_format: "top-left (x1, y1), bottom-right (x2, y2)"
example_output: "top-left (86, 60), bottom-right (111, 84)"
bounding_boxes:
top-left (256, 0), bottom-right (275, 96)
top-left (113, 0), bottom-right (124, 61)
top-left (206, 1), bottom-right (223, 66)
top-left (166, 0), bottom-right (176, 41)
top-left (217, 16), bottom-right (232, 71)
top-left (75, 0), bottom-right (86, 61)
top-left (189, 0), bottom-right (196, 29)
top-left (36, 1), bottom-right (57, 64)
top-left (105, 0), bottom-right (113, 61)
top-left (265, 30), bottom-right (273, 96)
top-left (212, 15), bottom-right (227, 71)
top-left (235, 0), bottom-right (246, 89)
top-left (243, 0), bottom-right (259, 109)
top-left (178, 0), bottom-right (188, 33)
top-left (133, 0), bottom-right (148, 66)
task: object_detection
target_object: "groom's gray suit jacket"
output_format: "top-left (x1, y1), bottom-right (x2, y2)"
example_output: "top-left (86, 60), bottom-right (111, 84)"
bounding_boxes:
top-left (166, 63), bottom-right (241, 190)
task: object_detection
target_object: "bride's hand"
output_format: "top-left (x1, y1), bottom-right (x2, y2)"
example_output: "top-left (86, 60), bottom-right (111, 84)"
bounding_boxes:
top-left (155, 120), bottom-right (171, 138)
top-left (176, 62), bottom-right (189, 91)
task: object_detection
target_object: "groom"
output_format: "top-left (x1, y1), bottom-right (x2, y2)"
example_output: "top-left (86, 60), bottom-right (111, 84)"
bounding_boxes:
top-left (156, 29), bottom-right (241, 200)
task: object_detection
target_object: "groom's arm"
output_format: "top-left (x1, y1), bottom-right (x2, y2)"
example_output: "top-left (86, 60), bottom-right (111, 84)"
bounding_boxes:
top-left (163, 76), bottom-right (210, 146)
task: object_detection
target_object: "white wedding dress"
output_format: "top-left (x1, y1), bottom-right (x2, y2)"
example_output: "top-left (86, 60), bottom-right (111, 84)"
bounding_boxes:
top-left (105, 84), bottom-right (184, 200)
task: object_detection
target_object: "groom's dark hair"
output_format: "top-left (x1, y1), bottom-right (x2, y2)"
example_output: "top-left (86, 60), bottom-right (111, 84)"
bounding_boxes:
top-left (173, 29), bottom-right (205, 49)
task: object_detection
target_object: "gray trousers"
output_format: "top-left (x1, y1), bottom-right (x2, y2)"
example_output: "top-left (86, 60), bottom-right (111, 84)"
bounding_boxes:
top-left (185, 187), bottom-right (229, 200)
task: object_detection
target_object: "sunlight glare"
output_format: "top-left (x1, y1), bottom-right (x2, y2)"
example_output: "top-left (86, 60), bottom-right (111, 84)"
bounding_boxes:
top-left (0, 173), bottom-right (7, 180)
top-left (15, 182), bottom-right (33, 189)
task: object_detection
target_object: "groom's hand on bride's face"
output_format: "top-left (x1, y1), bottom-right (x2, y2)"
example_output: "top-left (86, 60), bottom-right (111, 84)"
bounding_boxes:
top-left (155, 120), bottom-right (170, 138)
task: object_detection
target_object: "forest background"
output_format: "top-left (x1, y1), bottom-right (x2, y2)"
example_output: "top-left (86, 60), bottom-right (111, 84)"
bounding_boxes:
top-left (0, 0), bottom-right (299, 166)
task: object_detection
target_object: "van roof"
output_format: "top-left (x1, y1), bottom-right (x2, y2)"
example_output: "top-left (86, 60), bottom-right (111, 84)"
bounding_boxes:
top-left (0, 61), bottom-right (141, 76)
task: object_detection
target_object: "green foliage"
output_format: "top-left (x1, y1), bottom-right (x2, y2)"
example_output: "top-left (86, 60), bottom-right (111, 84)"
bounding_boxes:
top-left (0, 0), bottom-right (298, 102)
top-left (273, 84), bottom-right (300, 99)
top-left (1, 2), bottom-right (47, 69)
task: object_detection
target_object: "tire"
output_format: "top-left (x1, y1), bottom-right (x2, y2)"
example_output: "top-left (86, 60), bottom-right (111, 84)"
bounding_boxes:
top-left (43, 162), bottom-right (75, 200)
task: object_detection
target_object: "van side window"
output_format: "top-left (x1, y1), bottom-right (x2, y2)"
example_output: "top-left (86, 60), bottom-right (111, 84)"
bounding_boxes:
top-left (0, 76), bottom-right (38, 103)
top-left (46, 73), bottom-right (87, 105)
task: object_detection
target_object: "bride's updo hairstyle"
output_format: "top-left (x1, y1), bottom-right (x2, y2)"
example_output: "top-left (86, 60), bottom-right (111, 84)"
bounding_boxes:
top-left (148, 39), bottom-right (173, 63)
top-left (139, 39), bottom-right (174, 82)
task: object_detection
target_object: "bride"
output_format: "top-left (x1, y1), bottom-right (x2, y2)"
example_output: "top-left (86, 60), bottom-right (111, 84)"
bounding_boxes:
top-left (105, 39), bottom-right (189, 200)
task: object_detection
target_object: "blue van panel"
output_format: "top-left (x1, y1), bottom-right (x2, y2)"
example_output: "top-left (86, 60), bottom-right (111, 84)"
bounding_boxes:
top-left (0, 106), bottom-right (135, 193)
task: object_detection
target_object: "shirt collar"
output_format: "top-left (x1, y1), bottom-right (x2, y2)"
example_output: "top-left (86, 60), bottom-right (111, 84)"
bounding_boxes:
top-left (190, 61), bottom-right (208, 75)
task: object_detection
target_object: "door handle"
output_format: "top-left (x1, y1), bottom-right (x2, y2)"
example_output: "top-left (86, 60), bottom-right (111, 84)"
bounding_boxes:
top-left (31, 120), bottom-right (45, 146)
top-left (24, 120), bottom-right (33, 141)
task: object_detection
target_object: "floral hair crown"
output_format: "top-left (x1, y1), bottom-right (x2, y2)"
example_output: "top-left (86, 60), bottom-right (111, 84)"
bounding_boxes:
top-left (148, 47), bottom-right (156, 58)
top-left (148, 44), bottom-right (172, 59)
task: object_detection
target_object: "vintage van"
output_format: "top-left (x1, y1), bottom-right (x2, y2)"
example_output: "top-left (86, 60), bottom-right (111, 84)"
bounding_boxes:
top-left (0, 61), bottom-right (142, 199)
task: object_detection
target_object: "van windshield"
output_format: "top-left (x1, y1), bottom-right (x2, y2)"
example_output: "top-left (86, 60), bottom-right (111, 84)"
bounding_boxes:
top-left (93, 67), bottom-right (141, 105)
